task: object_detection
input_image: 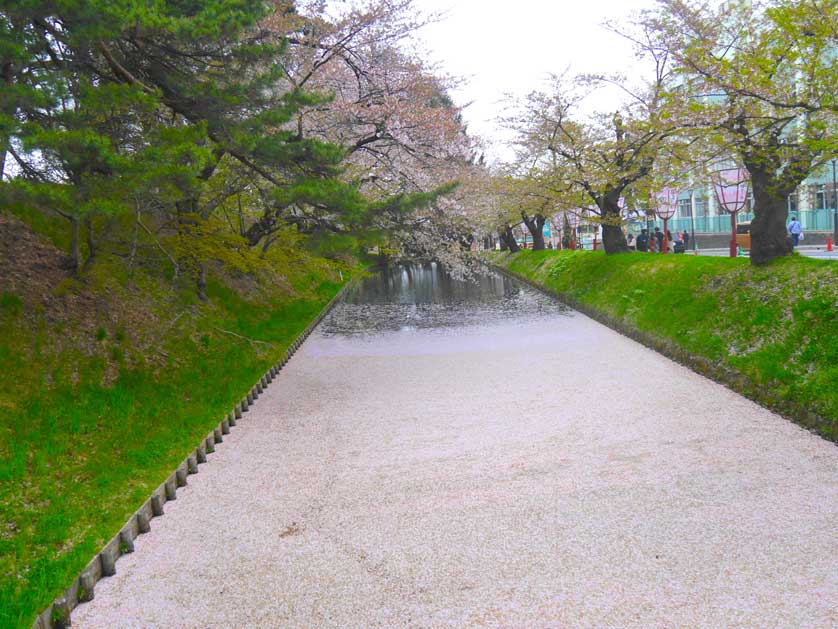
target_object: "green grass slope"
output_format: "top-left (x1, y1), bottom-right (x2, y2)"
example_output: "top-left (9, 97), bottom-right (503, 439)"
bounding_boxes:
top-left (0, 212), bottom-right (351, 626)
top-left (490, 250), bottom-right (837, 438)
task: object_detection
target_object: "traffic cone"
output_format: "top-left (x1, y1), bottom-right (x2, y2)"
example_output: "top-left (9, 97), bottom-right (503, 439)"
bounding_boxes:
top-left (828, 237), bottom-right (833, 252)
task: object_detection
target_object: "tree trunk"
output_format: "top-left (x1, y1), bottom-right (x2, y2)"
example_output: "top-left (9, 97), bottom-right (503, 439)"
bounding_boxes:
top-left (561, 215), bottom-right (572, 249)
top-left (747, 166), bottom-right (794, 265)
top-left (740, 132), bottom-right (816, 265)
top-left (244, 208), bottom-right (283, 247)
top-left (69, 215), bottom-right (81, 274)
top-left (521, 212), bottom-right (546, 250)
top-left (601, 223), bottom-right (627, 253)
top-left (749, 192), bottom-right (793, 265)
top-left (260, 235), bottom-right (277, 256)
top-left (600, 193), bottom-right (628, 254)
top-left (500, 225), bottom-right (520, 252)
top-left (83, 214), bottom-right (96, 268)
top-left (127, 208), bottom-right (140, 279)
top-left (1, 59), bottom-right (14, 183)
top-left (197, 263), bottom-right (208, 302)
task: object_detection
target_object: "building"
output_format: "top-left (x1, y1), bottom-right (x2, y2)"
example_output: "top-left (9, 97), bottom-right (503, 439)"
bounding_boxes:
top-left (639, 160), bottom-right (837, 241)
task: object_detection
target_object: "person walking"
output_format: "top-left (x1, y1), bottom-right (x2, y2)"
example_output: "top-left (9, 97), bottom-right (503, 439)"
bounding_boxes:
top-left (787, 215), bottom-right (803, 248)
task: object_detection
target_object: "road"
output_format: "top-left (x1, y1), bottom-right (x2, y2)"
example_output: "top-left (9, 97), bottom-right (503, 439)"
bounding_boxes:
top-left (72, 267), bottom-right (838, 627)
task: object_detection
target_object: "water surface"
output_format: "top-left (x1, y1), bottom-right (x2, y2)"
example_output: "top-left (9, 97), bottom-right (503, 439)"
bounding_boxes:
top-left (322, 263), bottom-right (569, 336)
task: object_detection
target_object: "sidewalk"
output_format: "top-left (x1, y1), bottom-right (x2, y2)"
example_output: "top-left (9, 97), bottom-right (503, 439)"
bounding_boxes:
top-left (695, 245), bottom-right (838, 260)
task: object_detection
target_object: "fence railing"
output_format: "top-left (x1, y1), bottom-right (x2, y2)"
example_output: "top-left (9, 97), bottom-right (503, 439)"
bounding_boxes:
top-left (636, 208), bottom-right (836, 234)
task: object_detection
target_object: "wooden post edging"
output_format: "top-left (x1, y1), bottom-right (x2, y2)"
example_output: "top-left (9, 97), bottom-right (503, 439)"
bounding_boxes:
top-left (32, 278), bottom-right (356, 628)
top-left (491, 264), bottom-right (834, 443)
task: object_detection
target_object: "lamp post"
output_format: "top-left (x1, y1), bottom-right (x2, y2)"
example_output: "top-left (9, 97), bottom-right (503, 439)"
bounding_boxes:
top-left (651, 187), bottom-right (678, 254)
top-left (832, 159), bottom-right (837, 245)
top-left (711, 167), bottom-right (750, 258)
top-left (689, 190), bottom-right (698, 254)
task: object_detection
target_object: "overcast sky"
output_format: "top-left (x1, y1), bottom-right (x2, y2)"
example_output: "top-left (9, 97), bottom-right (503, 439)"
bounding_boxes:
top-left (410, 0), bottom-right (659, 161)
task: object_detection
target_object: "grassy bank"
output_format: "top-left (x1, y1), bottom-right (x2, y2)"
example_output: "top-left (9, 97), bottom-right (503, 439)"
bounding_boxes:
top-left (490, 250), bottom-right (837, 438)
top-left (0, 213), bottom-right (352, 626)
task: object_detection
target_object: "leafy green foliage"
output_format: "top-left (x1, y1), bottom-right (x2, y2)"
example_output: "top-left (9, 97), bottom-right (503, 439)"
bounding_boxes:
top-left (0, 231), bottom-right (350, 626)
top-left (0, 0), bottom-right (409, 275)
top-left (644, 0), bottom-right (838, 264)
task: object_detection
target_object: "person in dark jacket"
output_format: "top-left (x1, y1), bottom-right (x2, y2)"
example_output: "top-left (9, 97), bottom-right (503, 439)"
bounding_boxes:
top-left (653, 227), bottom-right (663, 252)
top-left (682, 230), bottom-right (690, 249)
top-left (636, 229), bottom-right (649, 252)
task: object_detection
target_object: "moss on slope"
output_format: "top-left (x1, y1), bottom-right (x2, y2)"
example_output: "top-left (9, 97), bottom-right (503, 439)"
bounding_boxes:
top-left (0, 213), bottom-right (350, 626)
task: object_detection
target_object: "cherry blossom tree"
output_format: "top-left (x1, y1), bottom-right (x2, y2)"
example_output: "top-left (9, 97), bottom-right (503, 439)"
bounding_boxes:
top-left (505, 60), bottom-right (679, 254)
top-left (641, 0), bottom-right (838, 264)
top-left (251, 0), bottom-right (480, 264)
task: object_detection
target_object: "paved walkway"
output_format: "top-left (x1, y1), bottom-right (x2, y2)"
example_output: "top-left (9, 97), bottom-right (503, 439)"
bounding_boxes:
top-left (73, 302), bottom-right (837, 627)
top-left (697, 245), bottom-right (838, 259)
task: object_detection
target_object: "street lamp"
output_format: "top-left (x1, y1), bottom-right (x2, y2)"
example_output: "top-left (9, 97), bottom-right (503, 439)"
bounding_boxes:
top-left (651, 187), bottom-right (678, 254)
top-left (832, 159), bottom-right (837, 246)
top-left (689, 190), bottom-right (698, 254)
top-left (711, 167), bottom-right (750, 258)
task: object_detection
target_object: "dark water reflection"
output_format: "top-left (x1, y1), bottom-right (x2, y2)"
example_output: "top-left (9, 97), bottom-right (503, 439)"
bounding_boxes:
top-left (321, 263), bottom-right (569, 336)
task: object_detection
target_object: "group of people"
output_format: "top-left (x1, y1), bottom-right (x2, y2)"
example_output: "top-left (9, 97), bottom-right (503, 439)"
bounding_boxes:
top-left (627, 227), bottom-right (690, 253)
top-left (623, 217), bottom-right (806, 254)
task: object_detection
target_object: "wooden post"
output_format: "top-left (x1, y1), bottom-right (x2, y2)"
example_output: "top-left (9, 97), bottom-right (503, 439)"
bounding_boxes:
top-left (137, 512), bottom-right (151, 533)
top-left (119, 529), bottom-right (135, 553)
top-left (79, 572), bottom-right (96, 602)
top-left (100, 548), bottom-right (116, 576)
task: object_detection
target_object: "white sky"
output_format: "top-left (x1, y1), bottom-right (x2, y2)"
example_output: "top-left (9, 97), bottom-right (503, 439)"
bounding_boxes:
top-left (410, 0), bottom-right (659, 162)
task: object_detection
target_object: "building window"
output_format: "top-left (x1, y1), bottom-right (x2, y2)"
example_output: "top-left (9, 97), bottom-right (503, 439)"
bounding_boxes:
top-left (788, 193), bottom-right (798, 213)
top-left (816, 185), bottom-right (826, 210)
top-left (678, 197), bottom-right (692, 218)
top-left (694, 195), bottom-right (708, 217)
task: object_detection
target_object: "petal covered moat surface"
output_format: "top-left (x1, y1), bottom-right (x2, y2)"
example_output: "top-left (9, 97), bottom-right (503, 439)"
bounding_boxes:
top-left (74, 264), bottom-right (838, 628)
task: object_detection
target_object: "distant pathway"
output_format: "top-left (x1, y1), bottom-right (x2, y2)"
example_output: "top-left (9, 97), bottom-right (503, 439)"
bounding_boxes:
top-left (74, 286), bottom-right (838, 627)
top-left (698, 245), bottom-right (838, 259)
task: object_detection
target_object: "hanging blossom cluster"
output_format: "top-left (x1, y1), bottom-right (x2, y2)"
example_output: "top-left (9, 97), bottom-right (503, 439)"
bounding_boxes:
top-left (261, 0), bottom-right (487, 266)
